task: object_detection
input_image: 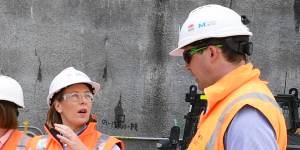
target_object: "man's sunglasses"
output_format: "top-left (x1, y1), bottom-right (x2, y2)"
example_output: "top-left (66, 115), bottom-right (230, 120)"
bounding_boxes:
top-left (183, 44), bottom-right (223, 64)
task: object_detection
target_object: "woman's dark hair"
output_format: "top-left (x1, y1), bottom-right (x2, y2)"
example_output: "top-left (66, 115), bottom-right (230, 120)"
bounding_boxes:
top-left (0, 100), bottom-right (19, 129)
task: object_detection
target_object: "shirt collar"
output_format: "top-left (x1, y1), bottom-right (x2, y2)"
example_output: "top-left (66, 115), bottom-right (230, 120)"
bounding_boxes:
top-left (0, 129), bottom-right (14, 148)
top-left (76, 124), bottom-right (87, 135)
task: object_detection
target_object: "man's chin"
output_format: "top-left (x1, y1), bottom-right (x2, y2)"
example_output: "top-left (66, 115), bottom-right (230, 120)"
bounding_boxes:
top-left (196, 81), bottom-right (204, 91)
top-left (198, 85), bottom-right (204, 91)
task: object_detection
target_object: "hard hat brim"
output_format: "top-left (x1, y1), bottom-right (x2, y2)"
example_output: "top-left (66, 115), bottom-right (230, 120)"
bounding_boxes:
top-left (169, 47), bottom-right (185, 56)
top-left (0, 98), bottom-right (25, 108)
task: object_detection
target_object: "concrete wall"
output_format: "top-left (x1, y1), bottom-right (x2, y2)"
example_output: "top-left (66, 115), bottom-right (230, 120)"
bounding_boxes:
top-left (0, 0), bottom-right (299, 149)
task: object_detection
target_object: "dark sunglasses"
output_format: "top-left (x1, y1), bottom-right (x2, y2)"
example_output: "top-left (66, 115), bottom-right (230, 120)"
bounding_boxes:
top-left (183, 44), bottom-right (223, 64)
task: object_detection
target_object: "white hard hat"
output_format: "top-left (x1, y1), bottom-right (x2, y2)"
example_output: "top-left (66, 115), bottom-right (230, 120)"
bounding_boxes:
top-left (169, 4), bottom-right (253, 56)
top-left (47, 67), bottom-right (101, 106)
top-left (0, 75), bottom-right (24, 108)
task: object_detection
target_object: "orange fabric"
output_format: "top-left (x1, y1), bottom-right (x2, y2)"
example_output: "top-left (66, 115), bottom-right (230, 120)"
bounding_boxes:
top-left (104, 136), bottom-right (125, 150)
top-left (1, 130), bottom-right (30, 150)
top-left (25, 135), bottom-right (41, 150)
top-left (187, 63), bottom-right (287, 150)
top-left (26, 122), bottom-right (124, 150)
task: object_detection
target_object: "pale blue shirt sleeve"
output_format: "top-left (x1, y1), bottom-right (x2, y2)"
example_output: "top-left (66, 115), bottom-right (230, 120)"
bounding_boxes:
top-left (112, 145), bottom-right (121, 150)
top-left (224, 105), bottom-right (278, 150)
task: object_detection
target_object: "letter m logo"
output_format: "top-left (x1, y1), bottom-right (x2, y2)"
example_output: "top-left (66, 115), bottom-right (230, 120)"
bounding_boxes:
top-left (198, 22), bottom-right (206, 28)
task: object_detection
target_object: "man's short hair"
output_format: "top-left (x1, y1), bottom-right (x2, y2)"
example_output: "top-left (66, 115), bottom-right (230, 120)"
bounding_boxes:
top-left (188, 35), bottom-right (251, 64)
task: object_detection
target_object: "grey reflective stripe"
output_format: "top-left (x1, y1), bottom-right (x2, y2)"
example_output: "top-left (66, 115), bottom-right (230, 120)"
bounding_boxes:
top-left (206, 92), bottom-right (280, 149)
top-left (95, 134), bottom-right (110, 150)
top-left (16, 134), bottom-right (31, 150)
top-left (36, 135), bottom-right (48, 150)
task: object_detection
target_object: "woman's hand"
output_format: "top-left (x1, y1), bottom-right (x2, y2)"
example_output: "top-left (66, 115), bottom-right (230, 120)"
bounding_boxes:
top-left (54, 124), bottom-right (88, 150)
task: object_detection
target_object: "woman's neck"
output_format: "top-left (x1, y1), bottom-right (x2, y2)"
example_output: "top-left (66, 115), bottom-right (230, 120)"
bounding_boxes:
top-left (62, 123), bottom-right (85, 133)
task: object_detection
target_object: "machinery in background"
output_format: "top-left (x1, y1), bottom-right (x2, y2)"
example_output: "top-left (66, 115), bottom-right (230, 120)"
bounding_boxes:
top-left (157, 85), bottom-right (207, 150)
top-left (275, 88), bottom-right (300, 150)
top-left (18, 120), bottom-right (43, 137)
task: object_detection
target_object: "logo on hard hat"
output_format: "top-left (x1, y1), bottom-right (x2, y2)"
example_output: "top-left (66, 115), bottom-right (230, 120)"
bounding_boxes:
top-left (188, 24), bottom-right (195, 31)
top-left (198, 21), bottom-right (216, 29)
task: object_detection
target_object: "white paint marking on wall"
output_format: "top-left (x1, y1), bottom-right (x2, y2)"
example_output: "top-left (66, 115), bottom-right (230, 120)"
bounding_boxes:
top-left (81, 27), bottom-right (84, 34)
top-left (31, 6), bottom-right (33, 19)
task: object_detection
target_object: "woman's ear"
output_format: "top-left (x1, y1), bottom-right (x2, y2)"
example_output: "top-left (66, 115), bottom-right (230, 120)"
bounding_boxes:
top-left (54, 101), bottom-right (62, 113)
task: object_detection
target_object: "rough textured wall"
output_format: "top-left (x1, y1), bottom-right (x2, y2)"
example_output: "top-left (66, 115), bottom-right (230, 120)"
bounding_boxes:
top-left (0, 0), bottom-right (299, 149)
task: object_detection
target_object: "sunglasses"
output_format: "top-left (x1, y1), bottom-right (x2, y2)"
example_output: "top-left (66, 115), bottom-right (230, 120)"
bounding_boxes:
top-left (183, 44), bottom-right (223, 64)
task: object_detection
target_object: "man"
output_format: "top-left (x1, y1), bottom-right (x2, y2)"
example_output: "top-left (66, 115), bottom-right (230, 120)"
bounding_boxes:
top-left (169, 4), bottom-right (287, 150)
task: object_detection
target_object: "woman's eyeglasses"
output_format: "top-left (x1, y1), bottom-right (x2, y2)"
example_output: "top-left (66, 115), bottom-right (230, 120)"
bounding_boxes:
top-left (62, 92), bottom-right (94, 102)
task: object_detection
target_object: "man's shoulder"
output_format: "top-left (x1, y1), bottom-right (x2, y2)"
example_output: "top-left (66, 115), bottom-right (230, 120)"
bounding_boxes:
top-left (224, 106), bottom-right (278, 150)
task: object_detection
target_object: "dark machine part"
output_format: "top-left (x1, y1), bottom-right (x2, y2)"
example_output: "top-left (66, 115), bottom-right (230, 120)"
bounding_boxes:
top-left (275, 88), bottom-right (300, 150)
top-left (157, 85), bottom-right (207, 150)
top-left (275, 88), bottom-right (300, 133)
top-left (157, 126), bottom-right (180, 150)
top-left (181, 85), bottom-right (207, 150)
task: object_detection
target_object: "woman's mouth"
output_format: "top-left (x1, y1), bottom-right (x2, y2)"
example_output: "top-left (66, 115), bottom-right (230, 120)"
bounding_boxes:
top-left (78, 108), bottom-right (87, 114)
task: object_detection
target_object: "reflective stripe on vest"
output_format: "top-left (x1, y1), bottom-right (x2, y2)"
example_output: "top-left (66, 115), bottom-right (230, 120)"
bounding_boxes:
top-left (16, 133), bottom-right (31, 149)
top-left (36, 135), bottom-right (48, 150)
top-left (206, 92), bottom-right (280, 149)
top-left (95, 134), bottom-right (110, 150)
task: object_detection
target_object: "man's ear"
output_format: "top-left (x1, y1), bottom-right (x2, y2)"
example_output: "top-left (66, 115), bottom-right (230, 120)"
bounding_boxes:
top-left (207, 45), bottom-right (220, 63)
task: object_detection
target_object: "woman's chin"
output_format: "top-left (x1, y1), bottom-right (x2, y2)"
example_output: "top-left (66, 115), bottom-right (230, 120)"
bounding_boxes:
top-left (73, 118), bottom-right (89, 126)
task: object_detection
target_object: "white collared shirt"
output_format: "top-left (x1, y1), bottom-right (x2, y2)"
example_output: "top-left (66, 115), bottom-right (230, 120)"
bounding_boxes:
top-left (0, 129), bottom-right (14, 149)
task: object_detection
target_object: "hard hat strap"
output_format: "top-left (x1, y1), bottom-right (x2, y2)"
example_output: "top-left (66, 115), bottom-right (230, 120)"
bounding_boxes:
top-left (223, 36), bottom-right (253, 56)
top-left (241, 15), bottom-right (250, 25)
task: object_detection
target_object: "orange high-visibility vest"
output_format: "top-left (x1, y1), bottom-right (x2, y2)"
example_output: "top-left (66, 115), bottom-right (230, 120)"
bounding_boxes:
top-left (25, 122), bottom-right (124, 150)
top-left (1, 130), bottom-right (31, 150)
top-left (187, 63), bottom-right (287, 150)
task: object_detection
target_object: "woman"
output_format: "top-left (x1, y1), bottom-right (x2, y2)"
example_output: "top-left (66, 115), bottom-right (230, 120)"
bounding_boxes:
top-left (0, 75), bottom-right (31, 149)
top-left (26, 67), bottom-right (124, 150)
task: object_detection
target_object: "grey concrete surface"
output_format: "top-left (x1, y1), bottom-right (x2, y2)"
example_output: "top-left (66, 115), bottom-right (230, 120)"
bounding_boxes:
top-left (0, 0), bottom-right (299, 149)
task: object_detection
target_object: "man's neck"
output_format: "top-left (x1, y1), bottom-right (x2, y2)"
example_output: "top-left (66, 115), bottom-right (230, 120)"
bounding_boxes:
top-left (214, 60), bottom-right (246, 82)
